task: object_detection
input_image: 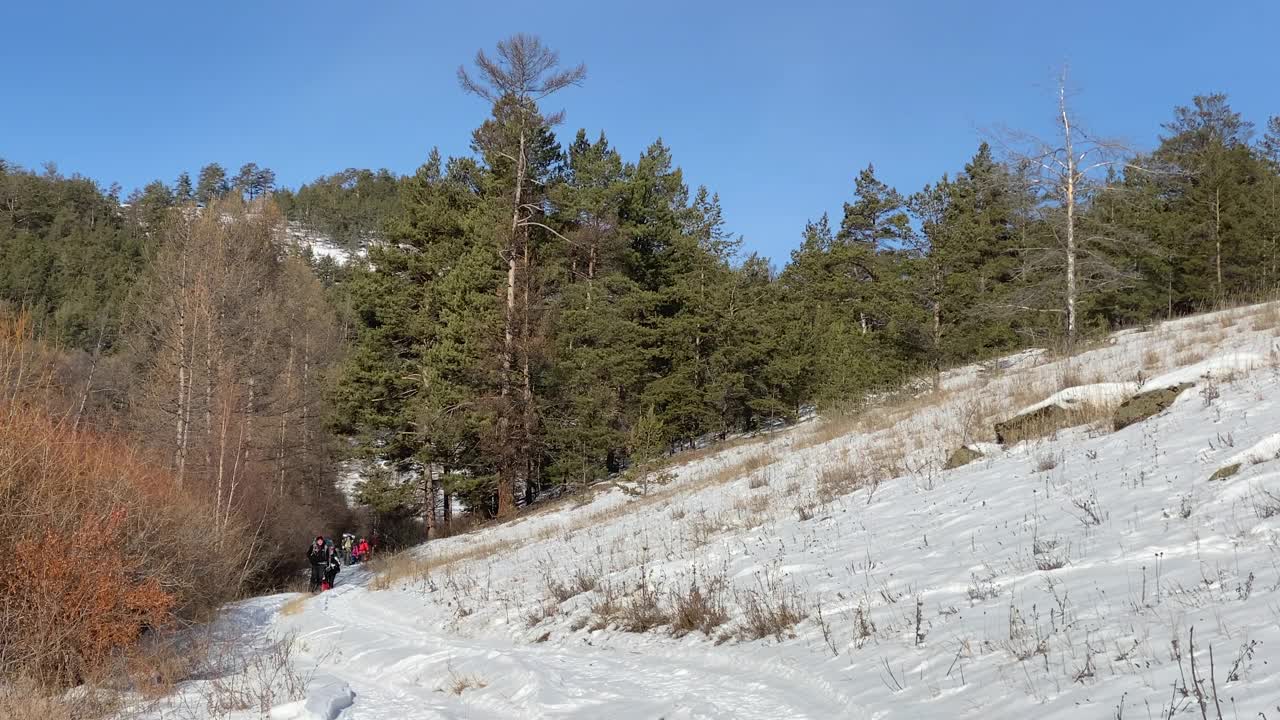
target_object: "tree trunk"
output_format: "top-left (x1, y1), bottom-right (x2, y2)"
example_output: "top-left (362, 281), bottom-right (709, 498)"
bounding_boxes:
top-left (522, 225), bottom-right (535, 509)
top-left (497, 129), bottom-right (527, 518)
top-left (1214, 186), bottom-right (1223, 302)
top-left (1061, 87), bottom-right (1078, 352)
top-left (931, 296), bottom-right (942, 390)
top-left (278, 338), bottom-right (295, 498)
top-left (175, 256), bottom-right (190, 487)
top-left (425, 464), bottom-right (437, 539)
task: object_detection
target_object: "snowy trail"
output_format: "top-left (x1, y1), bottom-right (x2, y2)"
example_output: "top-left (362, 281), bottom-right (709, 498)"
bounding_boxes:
top-left (283, 576), bottom-right (856, 719)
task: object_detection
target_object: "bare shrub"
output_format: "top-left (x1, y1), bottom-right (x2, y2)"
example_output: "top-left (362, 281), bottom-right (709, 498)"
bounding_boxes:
top-left (853, 604), bottom-right (877, 647)
top-left (1033, 540), bottom-right (1069, 571)
top-left (1251, 487), bottom-right (1280, 519)
top-left (967, 572), bottom-right (1001, 602)
top-left (748, 473), bottom-right (769, 490)
top-left (446, 668), bottom-right (488, 695)
top-left (735, 571), bottom-right (808, 641)
top-left (1178, 495), bottom-right (1194, 519)
top-left (1071, 490), bottom-right (1105, 526)
top-left (1036, 453), bottom-right (1059, 472)
top-left (197, 630), bottom-right (312, 717)
top-left (544, 564), bottom-right (600, 603)
top-left (0, 403), bottom-right (248, 688)
top-left (795, 502), bottom-right (816, 522)
top-left (688, 511), bottom-right (737, 548)
top-left (588, 583), bottom-right (623, 631)
top-left (1200, 379), bottom-right (1221, 407)
top-left (619, 573), bottom-right (668, 633)
top-left (670, 573), bottom-right (730, 637)
top-left (524, 601), bottom-right (559, 627)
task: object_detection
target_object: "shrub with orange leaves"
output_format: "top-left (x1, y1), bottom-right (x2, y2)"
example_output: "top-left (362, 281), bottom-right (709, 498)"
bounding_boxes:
top-left (6, 509), bottom-right (175, 684)
top-left (0, 402), bottom-right (248, 688)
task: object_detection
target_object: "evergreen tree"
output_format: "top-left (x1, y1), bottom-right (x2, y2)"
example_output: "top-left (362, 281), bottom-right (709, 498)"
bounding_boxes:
top-left (174, 172), bottom-right (194, 203)
top-left (458, 34), bottom-right (585, 516)
top-left (196, 163), bottom-right (230, 204)
top-left (1151, 94), bottom-right (1264, 308)
top-left (542, 130), bottom-right (646, 489)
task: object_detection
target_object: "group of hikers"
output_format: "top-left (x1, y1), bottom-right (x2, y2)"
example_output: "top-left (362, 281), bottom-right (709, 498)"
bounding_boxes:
top-left (307, 532), bottom-right (376, 592)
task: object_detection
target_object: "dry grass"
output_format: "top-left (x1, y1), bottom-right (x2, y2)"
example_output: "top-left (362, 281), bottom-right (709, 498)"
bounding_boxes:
top-left (279, 594), bottom-right (309, 617)
top-left (660, 433), bottom-right (777, 471)
top-left (562, 449), bottom-right (782, 537)
top-left (732, 492), bottom-right (771, 516)
top-left (1252, 303), bottom-right (1280, 331)
top-left (0, 677), bottom-right (84, 720)
top-left (369, 536), bottom-right (518, 591)
top-left (1174, 346), bottom-right (1209, 366)
top-left (670, 574), bottom-right (730, 637)
top-left (735, 581), bottom-right (808, 641)
top-left (544, 565), bottom-right (600, 603)
top-left (446, 669), bottom-right (488, 695)
top-left (816, 444), bottom-right (905, 502)
top-left (798, 386), bottom-right (958, 451)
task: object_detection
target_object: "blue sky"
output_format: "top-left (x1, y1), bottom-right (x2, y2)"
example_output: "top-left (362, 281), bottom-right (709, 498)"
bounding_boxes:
top-left (3, 0), bottom-right (1278, 262)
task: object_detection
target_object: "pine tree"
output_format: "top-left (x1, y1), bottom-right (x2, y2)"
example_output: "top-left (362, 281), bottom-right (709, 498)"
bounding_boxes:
top-left (175, 172), bottom-right (194, 203)
top-left (196, 163), bottom-right (230, 205)
top-left (458, 34), bottom-right (585, 516)
top-left (542, 130), bottom-right (646, 490)
top-left (332, 151), bottom-right (499, 530)
top-left (1151, 94), bottom-right (1263, 308)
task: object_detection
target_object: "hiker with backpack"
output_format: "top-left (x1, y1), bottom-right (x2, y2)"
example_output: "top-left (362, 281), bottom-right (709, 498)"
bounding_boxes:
top-left (341, 533), bottom-right (355, 564)
top-left (324, 547), bottom-right (341, 590)
top-left (306, 536), bottom-right (327, 592)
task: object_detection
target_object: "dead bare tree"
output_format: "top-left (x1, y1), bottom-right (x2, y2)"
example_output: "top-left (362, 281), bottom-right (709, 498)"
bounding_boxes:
top-left (458, 34), bottom-right (585, 517)
top-left (991, 68), bottom-right (1147, 352)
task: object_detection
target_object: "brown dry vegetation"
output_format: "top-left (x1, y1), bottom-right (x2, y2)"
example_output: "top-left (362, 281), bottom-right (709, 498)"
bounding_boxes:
top-left (0, 314), bottom-right (251, 693)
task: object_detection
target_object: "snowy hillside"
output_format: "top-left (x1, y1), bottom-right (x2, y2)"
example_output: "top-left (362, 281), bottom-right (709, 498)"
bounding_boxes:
top-left (285, 221), bottom-right (362, 266)
top-left (140, 302), bottom-right (1280, 719)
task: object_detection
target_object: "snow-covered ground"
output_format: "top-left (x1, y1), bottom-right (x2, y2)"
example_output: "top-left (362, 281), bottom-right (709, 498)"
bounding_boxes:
top-left (285, 222), bottom-right (362, 266)
top-left (138, 302), bottom-right (1280, 719)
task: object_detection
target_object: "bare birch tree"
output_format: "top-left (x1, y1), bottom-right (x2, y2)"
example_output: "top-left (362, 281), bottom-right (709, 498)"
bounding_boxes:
top-left (992, 69), bottom-right (1146, 351)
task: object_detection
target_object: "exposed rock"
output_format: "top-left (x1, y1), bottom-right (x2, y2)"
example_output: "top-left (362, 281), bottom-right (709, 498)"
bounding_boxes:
top-left (1209, 463), bottom-right (1241, 481)
top-left (996, 382), bottom-right (1137, 446)
top-left (1112, 383), bottom-right (1194, 431)
top-left (944, 446), bottom-right (985, 470)
top-left (994, 405), bottom-right (1087, 446)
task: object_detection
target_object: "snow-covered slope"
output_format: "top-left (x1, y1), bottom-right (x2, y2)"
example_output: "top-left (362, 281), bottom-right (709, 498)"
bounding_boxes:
top-left (285, 221), bottom-right (362, 266)
top-left (141, 302), bottom-right (1280, 719)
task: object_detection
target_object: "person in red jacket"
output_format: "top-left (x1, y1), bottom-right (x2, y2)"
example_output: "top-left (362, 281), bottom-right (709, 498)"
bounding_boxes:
top-left (354, 537), bottom-right (370, 563)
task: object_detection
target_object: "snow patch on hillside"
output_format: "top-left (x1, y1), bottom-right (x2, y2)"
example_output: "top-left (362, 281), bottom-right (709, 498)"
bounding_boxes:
top-left (1147, 351), bottom-right (1265, 388)
top-left (1012, 380), bottom-right (1137, 416)
top-left (1227, 432), bottom-right (1280, 468)
top-left (285, 222), bottom-right (361, 266)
